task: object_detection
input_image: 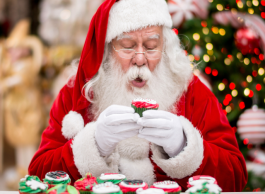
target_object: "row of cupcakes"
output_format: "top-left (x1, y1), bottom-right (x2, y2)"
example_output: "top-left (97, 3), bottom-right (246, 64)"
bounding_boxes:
top-left (19, 172), bottom-right (181, 194)
top-left (19, 171), bottom-right (222, 194)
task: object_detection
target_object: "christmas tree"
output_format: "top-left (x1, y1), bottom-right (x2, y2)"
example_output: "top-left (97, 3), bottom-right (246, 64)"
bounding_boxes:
top-left (167, 0), bottom-right (265, 191)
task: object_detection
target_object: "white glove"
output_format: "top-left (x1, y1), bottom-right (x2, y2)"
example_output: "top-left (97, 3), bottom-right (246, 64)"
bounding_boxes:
top-left (95, 105), bottom-right (142, 156)
top-left (137, 110), bottom-right (186, 158)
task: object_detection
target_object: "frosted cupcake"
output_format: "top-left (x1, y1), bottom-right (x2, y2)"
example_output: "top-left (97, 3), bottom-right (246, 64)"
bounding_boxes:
top-left (151, 181), bottom-right (181, 194)
top-left (187, 176), bottom-right (217, 188)
top-left (97, 173), bottom-right (126, 184)
top-left (43, 171), bottom-right (71, 188)
top-left (47, 184), bottom-right (80, 194)
top-left (92, 182), bottom-right (122, 194)
top-left (136, 188), bottom-right (165, 194)
top-left (19, 175), bottom-right (48, 194)
top-left (119, 180), bottom-right (148, 194)
top-left (131, 98), bottom-right (159, 117)
top-left (185, 182), bottom-right (222, 194)
top-left (74, 172), bottom-right (98, 194)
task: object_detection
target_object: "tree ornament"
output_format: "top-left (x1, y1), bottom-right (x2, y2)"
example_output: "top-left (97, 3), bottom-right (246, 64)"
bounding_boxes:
top-left (235, 28), bottom-right (261, 55)
top-left (237, 105), bottom-right (265, 145)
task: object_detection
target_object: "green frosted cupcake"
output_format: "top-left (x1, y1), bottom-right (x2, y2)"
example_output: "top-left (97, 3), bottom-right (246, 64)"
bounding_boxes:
top-left (43, 171), bottom-right (71, 188)
top-left (96, 173), bottom-right (126, 184)
top-left (131, 98), bottom-right (159, 117)
top-left (19, 175), bottom-right (48, 194)
top-left (185, 182), bottom-right (222, 194)
top-left (46, 184), bottom-right (79, 194)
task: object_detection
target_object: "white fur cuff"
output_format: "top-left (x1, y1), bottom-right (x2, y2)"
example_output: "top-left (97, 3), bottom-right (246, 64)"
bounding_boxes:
top-left (71, 122), bottom-right (119, 177)
top-left (62, 111), bottom-right (84, 140)
top-left (151, 116), bottom-right (204, 179)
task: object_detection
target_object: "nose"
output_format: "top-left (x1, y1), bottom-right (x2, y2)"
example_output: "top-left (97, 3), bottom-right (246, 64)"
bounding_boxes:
top-left (132, 47), bottom-right (147, 67)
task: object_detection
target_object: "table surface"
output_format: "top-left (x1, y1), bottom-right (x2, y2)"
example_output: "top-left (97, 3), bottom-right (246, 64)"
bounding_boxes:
top-left (1, 192), bottom-right (265, 194)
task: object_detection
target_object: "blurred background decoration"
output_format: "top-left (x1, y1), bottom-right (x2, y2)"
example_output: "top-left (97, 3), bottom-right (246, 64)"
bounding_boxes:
top-left (166, 0), bottom-right (265, 191)
top-left (0, 0), bottom-right (265, 191)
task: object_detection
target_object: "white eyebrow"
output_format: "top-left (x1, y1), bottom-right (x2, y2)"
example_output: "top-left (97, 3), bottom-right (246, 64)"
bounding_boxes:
top-left (148, 34), bottom-right (160, 40)
top-left (117, 34), bottom-right (132, 40)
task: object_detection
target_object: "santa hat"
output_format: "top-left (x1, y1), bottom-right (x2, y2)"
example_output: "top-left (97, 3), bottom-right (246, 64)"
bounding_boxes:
top-left (72, 0), bottom-right (173, 112)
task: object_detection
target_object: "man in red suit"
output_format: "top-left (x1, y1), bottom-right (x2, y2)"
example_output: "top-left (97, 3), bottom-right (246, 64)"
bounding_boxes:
top-left (29, 0), bottom-right (247, 191)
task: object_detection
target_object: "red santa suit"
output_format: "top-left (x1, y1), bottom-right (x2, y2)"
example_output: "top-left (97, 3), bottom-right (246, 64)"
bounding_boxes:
top-left (28, 0), bottom-right (247, 192)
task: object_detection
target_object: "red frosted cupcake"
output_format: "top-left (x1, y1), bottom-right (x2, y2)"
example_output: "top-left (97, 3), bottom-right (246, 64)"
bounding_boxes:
top-left (74, 172), bottom-right (98, 194)
top-left (151, 181), bottom-right (181, 194)
top-left (187, 176), bottom-right (217, 188)
top-left (119, 180), bottom-right (148, 194)
top-left (131, 98), bottom-right (159, 117)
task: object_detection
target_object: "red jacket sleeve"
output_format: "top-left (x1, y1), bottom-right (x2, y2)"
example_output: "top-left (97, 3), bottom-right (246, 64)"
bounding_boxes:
top-left (28, 85), bottom-right (81, 183)
top-left (153, 77), bottom-right (248, 192)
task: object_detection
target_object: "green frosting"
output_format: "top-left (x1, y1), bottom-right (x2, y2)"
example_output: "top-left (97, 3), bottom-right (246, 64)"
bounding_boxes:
top-left (131, 105), bottom-right (158, 117)
top-left (47, 184), bottom-right (79, 194)
top-left (189, 182), bottom-right (221, 194)
top-left (92, 190), bottom-right (123, 194)
top-left (43, 177), bottom-right (71, 185)
top-left (19, 175), bottom-right (48, 193)
top-left (96, 177), bottom-right (125, 185)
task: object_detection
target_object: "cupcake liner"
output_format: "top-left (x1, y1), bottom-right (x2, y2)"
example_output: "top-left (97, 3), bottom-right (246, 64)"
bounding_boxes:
top-left (131, 105), bottom-right (158, 117)
top-left (79, 190), bottom-right (92, 194)
top-left (123, 192), bottom-right (137, 194)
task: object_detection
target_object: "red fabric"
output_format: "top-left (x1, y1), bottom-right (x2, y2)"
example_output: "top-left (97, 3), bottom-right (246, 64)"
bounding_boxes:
top-left (29, 76), bottom-right (247, 192)
top-left (72, 0), bottom-right (116, 112)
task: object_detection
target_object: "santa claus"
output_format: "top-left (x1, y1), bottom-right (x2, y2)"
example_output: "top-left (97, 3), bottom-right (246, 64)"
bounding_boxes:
top-left (29, 0), bottom-right (247, 191)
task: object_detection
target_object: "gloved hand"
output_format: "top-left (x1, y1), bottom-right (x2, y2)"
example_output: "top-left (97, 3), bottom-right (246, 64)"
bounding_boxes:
top-left (137, 110), bottom-right (186, 158)
top-left (95, 105), bottom-right (142, 156)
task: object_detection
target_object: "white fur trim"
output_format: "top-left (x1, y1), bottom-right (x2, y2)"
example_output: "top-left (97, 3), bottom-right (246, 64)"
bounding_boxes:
top-left (118, 136), bottom-right (150, 160)
top-left (62, 111), bottom-right (84, 140)
top-left (106, 0), bottom-right (172, 43)
top-left (119, 157), bottom-right (155, 186)
top-left (71, 122), bottom-right (119, 177)
top-left (151, 116), bottom-right (204, 179)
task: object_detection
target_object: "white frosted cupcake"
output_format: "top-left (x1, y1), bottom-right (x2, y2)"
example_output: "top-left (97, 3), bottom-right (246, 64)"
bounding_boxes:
top-left (187, 176), bottom-right (217, 188)
top-left (97, 173), bottom-right (126, 184)
top-left (92, 182), bottom-right (122, 194)
top-left (136, 188), bottom-right (165, 194)
top-left (151, 181), bottom-right (181, 194)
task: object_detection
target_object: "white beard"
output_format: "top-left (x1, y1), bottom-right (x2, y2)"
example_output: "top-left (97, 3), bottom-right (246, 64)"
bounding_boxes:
top-left (89, 55), bottom-right (185, 120)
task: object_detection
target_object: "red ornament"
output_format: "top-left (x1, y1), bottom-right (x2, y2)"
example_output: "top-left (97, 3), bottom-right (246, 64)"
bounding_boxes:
top-left (235, 28), bottom-right (261, 55)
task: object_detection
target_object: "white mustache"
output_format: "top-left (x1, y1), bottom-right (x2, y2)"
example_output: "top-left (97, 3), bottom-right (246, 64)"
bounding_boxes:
top-left (126, 65), bottom-right (152, 81)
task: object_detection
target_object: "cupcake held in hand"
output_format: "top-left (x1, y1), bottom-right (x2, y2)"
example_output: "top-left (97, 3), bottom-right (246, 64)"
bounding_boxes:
top-left (131, 98), bottom-right (159, 117)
